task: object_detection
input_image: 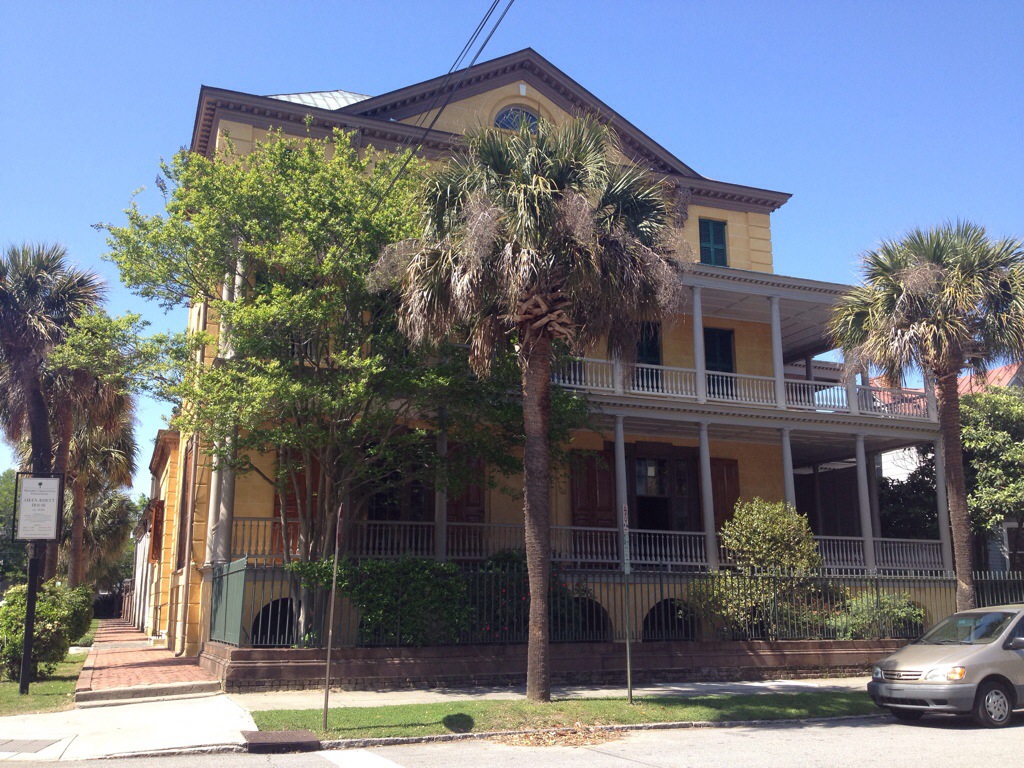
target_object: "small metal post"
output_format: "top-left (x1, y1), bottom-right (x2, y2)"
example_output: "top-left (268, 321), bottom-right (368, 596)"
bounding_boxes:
top-left (19, 549), bottom-right (40, 695)
top-left (322, 502), bottom-right (344, 733)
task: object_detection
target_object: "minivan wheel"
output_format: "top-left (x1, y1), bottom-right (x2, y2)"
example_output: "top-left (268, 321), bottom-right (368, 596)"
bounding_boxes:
top-left (889, 708), bottom-right (924, 722)
top-left (973, 680), bottom-right (1013, 727)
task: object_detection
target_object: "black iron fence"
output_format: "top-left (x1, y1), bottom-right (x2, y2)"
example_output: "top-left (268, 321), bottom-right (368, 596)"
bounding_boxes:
top-left (209, 556), bottom-right (1024, 650)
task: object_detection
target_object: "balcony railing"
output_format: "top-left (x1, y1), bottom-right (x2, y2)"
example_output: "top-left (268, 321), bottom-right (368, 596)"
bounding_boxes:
top-left (232, 518), bottom-right (944, 573)
top-left (554, 358), bottom-right (932, 420)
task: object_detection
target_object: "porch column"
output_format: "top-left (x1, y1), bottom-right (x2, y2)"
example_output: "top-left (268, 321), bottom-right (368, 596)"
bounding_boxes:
top-left (855, 434), bottom-right (877, 570)
top-left (780, 428), bottom-right (796, 508)
top-left (933, 438), bottom-right (954, 571)
top-left (924, 369), bottom-right (938, 423)
top-left (698, 422), bottom-right (719, 569)
top-left (804, 355), bottom-right (814, 381)
top-left (434, 411), bottom-right (448, 561)
top-left (812, 463), bottom-right (824, 533)
top-left (692, 286), bottom-right (707, 403)
top-left (769, 296), bottom-right (786, 409)
top-left (845, 371), bottom-right (860, 416)
top-left (868, 452), bottom-right (882, 541)
top-left (613, 415), bottom-right (629, 567)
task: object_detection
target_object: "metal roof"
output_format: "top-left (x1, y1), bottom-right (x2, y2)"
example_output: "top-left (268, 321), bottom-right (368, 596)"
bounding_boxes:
top-left (265, 90), bottom-right (371, 111)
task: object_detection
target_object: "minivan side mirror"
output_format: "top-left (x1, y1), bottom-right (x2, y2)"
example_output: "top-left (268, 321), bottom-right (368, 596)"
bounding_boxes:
top-left (1007, 637), bottom-right (1024, 651)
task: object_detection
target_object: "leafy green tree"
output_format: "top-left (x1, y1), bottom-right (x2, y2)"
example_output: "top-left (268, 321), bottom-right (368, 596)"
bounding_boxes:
top-left (388, 118), bottom-right (682, 701)
top-left (830, 221), bottom-right (1024, 608)
top-left (720, 498), bottom-right (823, 572)
top-left (962, 387), bottom-right (1024, 569)
top-left (878, 448), bottom-right (939, 540)
top-left (101, 129), bottom-right (554, 639)
top-left (0, 469), bottom-right (27, 586)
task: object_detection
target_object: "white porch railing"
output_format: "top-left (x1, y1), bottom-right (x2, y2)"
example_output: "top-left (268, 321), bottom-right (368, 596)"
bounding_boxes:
top-left (235, 519), bottom-right (945, 573)
top-left (552, 357), bottom-right (933, 421)
top-left (814, 536), bottom-right (868, 569)
top-left (706, 371), bottom-right (777, 406)
top-left (785, 380), bottom-right (849, 413)
top-left (631, 530), bottom-right (706, 567)
top-left (875, 538), bottom-right (944, 571)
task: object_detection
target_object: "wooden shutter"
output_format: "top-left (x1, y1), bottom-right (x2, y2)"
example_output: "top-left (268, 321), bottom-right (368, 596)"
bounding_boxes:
top-left (699, 219), bottom-right (728, 266)
top-left (149, 501), bottom-right (165, 562)
top-left (571, 450), bottom-right (616, 528)
top-left (709, 458), bottom-right (740, 531)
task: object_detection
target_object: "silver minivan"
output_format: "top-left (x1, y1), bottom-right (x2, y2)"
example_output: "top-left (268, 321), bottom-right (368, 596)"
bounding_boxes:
top-left (868, 603), bottom-right (1024, 727)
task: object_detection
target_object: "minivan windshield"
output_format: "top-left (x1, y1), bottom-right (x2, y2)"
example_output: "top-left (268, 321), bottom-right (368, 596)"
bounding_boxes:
top-left (917, 611), bottom-right (1016, 645)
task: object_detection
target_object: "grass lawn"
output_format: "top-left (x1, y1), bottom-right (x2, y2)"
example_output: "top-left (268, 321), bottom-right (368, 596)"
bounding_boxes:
top-left (252, 690), bottom-right (879, 739)
top-left (0, 653), bottom-right (88, 717)
top-left (72, 618), bottom-right (100, 647)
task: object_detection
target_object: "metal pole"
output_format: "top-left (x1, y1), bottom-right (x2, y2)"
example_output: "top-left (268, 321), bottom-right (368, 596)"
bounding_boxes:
top-left (621, 504), bottom-right (633, 705)
top-left (322, 502), bottom-right (344, 732)
top-left (19, 548), bottom-right (40, 695)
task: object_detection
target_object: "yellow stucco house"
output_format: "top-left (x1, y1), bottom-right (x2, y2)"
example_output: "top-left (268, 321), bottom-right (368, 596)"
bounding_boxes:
top-left (125, 50), bottom-right (950, 671)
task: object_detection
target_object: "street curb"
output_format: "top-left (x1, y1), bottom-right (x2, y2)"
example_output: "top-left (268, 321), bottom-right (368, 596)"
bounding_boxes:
top-left (318, 713), bottom-right (888, 750)
top-left (75, 680), bottom-right (223, 705)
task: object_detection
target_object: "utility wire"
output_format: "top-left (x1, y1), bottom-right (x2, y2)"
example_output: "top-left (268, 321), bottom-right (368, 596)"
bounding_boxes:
top-left (367, 0), bottom-right (517, 217)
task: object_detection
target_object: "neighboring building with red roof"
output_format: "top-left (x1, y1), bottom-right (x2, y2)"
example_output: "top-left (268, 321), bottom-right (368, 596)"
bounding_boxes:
top-left (958, 362), bottom-right (1024, 397)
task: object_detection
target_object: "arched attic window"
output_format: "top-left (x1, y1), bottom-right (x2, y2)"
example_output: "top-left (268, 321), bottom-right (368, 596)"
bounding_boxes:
top-left (494, 105), bottom-right (539, 132)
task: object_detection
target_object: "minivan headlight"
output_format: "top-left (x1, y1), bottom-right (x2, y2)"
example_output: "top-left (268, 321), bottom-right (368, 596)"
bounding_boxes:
top-left (923, 666), bottom-right (966, 682)
top-left (872, 666), bottom-right (883, 680)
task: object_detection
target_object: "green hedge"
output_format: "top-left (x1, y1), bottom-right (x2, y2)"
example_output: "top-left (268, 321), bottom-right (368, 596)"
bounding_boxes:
top-left (0, 581), bottom-right (81, 681)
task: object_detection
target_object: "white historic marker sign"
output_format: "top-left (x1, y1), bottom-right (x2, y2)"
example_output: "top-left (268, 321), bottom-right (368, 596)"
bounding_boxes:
top-left (16, 476), bottom-right (61, 541)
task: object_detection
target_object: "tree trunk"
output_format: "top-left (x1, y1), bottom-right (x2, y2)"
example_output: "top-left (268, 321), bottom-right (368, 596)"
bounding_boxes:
top-left (46, 403), bottom-right (74, 582)
top-left (936, 373), bottom-right (976, 609)
top-left (24, 370), bottom-right (53, 585)
top-left (521, 333), bottom-right (552, 702)
top-left (68, 480), bottom-right (87, 588)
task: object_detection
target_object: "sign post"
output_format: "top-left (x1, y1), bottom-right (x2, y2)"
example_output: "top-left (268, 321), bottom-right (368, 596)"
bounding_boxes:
top-left (13, 473), bottom-right (63, 695)
top-left (622, 503), bottom-right (634, 704)
top-left (322, 501), bottom-right (344, 732)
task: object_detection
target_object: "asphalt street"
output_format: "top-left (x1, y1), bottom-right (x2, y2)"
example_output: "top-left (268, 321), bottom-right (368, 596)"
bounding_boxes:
top-left (9, 714), bottom-right (1021, 768)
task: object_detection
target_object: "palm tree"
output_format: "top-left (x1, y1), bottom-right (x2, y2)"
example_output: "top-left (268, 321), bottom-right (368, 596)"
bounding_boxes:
top-left (0, 243), bottom-right (102, 575)
top-left (65, 388), bottom-right (136, 587)
top-left (830, 221), bottom-right (1024, 609)
top-left (391, 118), bottom-right (682, 701)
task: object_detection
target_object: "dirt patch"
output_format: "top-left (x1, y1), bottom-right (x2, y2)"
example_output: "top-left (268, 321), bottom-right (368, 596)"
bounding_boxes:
top-left (491, 724), bottom-right (622, 747)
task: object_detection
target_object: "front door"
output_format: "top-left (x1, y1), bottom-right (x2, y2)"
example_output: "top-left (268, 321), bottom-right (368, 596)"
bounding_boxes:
top-left (634, 322), bottom-right (663, 392)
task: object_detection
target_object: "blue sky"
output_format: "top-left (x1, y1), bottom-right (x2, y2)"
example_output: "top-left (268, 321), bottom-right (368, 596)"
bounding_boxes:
top-left (1, 0), bottom-right (1022, 496)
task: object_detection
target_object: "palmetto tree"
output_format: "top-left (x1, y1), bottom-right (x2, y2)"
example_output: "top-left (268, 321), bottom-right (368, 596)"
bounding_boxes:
top-left (392, 118), bottom-right (682, 701)
top-left (0, 243), bottom-right (102, 576)
top-left (830, 221), bottom-right (1024, 609)
top-left (65, 389), bottom-right (136, 587)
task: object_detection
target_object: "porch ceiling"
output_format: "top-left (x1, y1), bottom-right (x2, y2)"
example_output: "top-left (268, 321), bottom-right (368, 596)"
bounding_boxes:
top-left (694, 287), bottom-right (839, 363)
top-left (585, 412), bottom-right (932, 467)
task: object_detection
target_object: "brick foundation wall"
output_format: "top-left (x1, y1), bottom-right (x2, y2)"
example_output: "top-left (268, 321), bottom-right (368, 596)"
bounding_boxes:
top-left (199, 639), bottom-right (906, 693)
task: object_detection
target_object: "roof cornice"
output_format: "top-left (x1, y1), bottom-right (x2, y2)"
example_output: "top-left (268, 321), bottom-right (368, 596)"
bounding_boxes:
top-left (684, 264), bottom-right (852, 301)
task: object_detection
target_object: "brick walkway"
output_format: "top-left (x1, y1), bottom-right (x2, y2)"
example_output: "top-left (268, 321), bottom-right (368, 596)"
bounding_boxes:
top-left (76, 619), bottom-right (218, 693)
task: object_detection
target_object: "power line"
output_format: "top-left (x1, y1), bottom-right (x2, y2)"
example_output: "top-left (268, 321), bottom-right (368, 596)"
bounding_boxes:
top-left (367, 0), bottom-right (517, 217)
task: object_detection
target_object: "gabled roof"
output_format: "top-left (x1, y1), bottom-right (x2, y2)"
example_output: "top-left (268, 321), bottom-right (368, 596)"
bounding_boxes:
top-left (958, 363), bottom-right (1024, 396)
top-left (267, 90), bottom-right (370, 111)
top-left (190, 49), bottom-right (791, 214)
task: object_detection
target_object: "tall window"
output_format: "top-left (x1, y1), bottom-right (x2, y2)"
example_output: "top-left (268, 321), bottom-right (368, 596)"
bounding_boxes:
top-left (699, 219), bottom-right (728, 267)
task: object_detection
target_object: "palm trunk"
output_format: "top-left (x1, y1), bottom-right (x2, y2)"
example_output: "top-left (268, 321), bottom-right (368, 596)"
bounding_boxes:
top-left (521, 334), bottom-right (552, 702)
top-left (68, 479), bottom-right (87, 588)
top-left (46, 403), bottom-right (74, 582)
top-left (25, 371), bottom-right (53, 585)
top-left (936, 373), bottom-right (976, 609)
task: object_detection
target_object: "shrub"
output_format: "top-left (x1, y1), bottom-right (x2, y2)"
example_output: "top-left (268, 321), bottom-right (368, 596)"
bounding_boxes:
top-left (720, 498), bottom-right (822, 572)
top-left (0, 582), bottom-right (71, 681)
top-left (829, 592), bottom-right (925, 640)
top-left (291, 557), bottom-right (473, 647)
top-left (51, 584), bottom-right (94, 643)
top-left (696, 499), bottom-right (827, 640)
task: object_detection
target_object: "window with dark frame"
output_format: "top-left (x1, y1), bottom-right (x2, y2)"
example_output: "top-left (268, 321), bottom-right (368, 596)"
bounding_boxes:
top-left (699, 219), bottom-right (728, 267)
